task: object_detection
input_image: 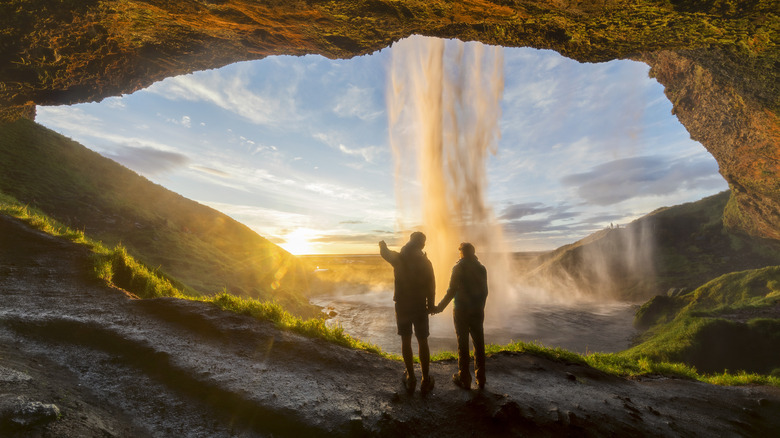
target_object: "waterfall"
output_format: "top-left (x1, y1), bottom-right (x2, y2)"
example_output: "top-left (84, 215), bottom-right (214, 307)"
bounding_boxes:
top-left (388, 36), bottom-right (519, 318)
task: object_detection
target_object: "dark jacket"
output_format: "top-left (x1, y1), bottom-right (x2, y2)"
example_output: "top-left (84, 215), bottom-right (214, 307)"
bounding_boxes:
top-left (441, 255), bottom-right (488, 312)
top-left (380, 242), bottom-right (435, 314)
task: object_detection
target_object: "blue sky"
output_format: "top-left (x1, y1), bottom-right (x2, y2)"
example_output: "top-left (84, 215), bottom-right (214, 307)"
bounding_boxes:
top-left (35, 36), bottom-right (727, 254)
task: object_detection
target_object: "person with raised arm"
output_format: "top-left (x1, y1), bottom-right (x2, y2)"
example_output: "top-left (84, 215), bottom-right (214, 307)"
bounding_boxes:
top-left (379, 232), bottom-right (436, 395)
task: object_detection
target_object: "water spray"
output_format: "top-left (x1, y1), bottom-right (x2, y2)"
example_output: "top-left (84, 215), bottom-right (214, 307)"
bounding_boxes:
top-left (388, 36), bottom-right (522, 320)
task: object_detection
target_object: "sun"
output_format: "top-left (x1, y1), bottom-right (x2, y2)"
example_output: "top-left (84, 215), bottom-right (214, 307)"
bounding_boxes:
top-left (280, 229), bottom-right (317, 255)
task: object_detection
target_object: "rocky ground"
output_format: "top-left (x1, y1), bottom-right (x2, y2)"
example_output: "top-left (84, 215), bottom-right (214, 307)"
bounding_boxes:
top-left (1, 214), bottom-right (779, 437)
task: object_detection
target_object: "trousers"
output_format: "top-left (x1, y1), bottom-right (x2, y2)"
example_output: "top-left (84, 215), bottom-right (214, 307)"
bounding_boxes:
top-left (453, 308), bottom-right (485, 386)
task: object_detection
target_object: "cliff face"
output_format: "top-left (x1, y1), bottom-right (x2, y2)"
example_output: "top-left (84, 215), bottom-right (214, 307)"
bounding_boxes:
top-left (641, 50), bottom-right (780, 240)
top-left (1, 0), bottom-right (777, 239)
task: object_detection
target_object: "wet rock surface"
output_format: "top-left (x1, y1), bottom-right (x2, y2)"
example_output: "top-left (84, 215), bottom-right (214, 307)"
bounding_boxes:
top-left (1, 214), bottom-right (779, 437)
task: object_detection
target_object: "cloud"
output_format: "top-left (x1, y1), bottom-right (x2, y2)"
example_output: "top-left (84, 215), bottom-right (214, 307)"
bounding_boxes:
top-left (333, 85), bottom-right (383, 121)
top-left (338, 143), bottom-right (382, 164)
top-left (500, 202), bottom-right (553, 220)
top-left (36, 106), bottom-right (102, 135)
top-left (561, 155), bottom-right (724, 206)
top-left (147, 69), bottom-right (301, 126)
top-left (499, 202), bottom-right (585, 236)
top-left (165, 115), bottom-right (192, 128)
top-left (191, 165), bottom-right (230, 178)
top-left (203, 201), bottom-right (312, 232)
top-left (104, 145), bottom-right (190, 175)
top-left (314, 132), bottom-right (383, 164)
top-left (304, 182), bottom-right (372, 201)
top-left (312, 232), bottom-right (392, 244)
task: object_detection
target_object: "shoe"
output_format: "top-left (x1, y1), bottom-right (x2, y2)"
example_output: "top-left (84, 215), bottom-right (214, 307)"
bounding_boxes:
top-left (452, 373), bottom-right (470, 390)
top-left (420, 375), bottom-right (435, 395)
top-left (403, 371), bottom-right (417, 393)
top-left (477, 381), bottom-right (485, 391)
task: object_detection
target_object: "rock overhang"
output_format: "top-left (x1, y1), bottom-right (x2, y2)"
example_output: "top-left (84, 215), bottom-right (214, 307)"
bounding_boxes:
top-left (1, 0), bottom-right (777, 239)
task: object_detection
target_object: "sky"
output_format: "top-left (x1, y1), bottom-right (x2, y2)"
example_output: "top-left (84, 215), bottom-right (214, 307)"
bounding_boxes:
top-left (35, 36), bottom-right (728, 255)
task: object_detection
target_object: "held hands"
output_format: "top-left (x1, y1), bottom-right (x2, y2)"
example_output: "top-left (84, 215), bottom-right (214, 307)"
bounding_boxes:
top-left (378, 240), bottom-right (387, 250)
top-left (428, 303), bottom-right (442, 315)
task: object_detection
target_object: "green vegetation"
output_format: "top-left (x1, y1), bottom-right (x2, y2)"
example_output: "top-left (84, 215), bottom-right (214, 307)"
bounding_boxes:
top-left (434, 339), bottom-right (780, 387)
top-left (523, 191), bottom-right (780, 302)
top-left (204, 292), bottom-right (396, 359)
top-left (2, 118), bottom-right (778, 387)
top-left (0, 192), bottom-right (397, 359)
top-left (0, 118), bottom-right (315, 316)
top-left (0, 191), bottom-right (185, 300)
top-left (3, 191), bottom-right (777, 386)
top-left (629, 266), bottom-right (780, 374)
top-left (1, 0), bottom-right (776, 121)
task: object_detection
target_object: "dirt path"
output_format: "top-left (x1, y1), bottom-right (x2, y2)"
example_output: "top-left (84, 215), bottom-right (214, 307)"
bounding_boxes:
top-left (1, 214), bottom-right (779, 437)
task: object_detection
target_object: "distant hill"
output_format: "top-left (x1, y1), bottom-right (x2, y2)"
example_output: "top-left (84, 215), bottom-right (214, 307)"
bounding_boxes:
top-left (0, 118), bottom-right (316, 317)
top-left (523, 191), bottom-right (780, 302)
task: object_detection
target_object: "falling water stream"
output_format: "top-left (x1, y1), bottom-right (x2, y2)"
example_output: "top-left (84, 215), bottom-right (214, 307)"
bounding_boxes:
top-left (387, 35), bottom-right (523, 317)
top-left (313, 36), bottom-right (639, 355)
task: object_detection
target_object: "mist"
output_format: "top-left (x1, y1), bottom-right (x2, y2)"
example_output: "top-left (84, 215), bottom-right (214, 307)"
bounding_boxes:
top-left (387, 35), bottom-right (530, 324)
top-left (308, 37), bottom-right (659, 352)
top-left (386, 35), bottom-right (658, 316)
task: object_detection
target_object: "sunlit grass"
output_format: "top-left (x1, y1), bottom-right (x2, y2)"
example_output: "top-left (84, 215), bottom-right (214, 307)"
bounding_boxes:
top-left (2, 191), bottom-right (777, 387)
top-left (0, 190), bottom-right (397, 357)
top-left (0, 192), bottom-right (88, 244)
top-left (434, 340), bottom-right (780, 387)
top-left (199, 292), bottom-right (397, 360)
top-left (1, 192), bottom-right (184, 300)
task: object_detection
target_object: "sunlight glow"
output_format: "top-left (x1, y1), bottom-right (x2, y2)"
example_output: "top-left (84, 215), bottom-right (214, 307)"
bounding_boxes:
top-left (34, 39), bottom-right (726, 254)
top-left (279, 228), bottom-right (318, 255)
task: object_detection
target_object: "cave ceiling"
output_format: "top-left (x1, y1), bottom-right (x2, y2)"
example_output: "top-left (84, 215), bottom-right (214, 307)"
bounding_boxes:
top-left (1, 0), bottom-right (778, 240)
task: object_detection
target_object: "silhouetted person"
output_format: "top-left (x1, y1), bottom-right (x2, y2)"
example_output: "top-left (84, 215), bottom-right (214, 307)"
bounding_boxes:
top-left (435, 242), bottom-right (488, 390)
top-left (379, 232), bottom-right (436, 394)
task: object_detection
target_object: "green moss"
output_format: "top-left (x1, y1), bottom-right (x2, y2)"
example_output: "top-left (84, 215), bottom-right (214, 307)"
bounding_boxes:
top-left (4, 187), bottom-right (779, 386)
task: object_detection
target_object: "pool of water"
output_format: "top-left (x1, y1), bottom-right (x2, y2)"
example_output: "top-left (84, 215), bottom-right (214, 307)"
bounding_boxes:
top-left (311, 289), bottom-right (639, 355)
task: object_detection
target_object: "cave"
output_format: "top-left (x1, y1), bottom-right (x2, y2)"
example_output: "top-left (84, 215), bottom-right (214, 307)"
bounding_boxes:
top-left (1, 0), bottom-right (777, 240)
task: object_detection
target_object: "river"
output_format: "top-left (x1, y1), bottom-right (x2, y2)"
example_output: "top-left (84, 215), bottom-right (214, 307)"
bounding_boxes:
top-left (311, 289), bottom-right (639, 356)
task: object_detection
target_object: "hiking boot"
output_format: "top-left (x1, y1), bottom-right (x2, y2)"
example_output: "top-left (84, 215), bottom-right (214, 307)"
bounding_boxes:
top-left (420, 375), bottom-right (435, 396)
top-left (452, 373), bottom-right (470, 390)
top-left (402, 371), bottom-right (417, 393)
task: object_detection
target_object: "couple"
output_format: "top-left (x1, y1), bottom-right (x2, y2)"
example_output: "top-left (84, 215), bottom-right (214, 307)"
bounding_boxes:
top-left (379, 232), bottom-right (488, 396)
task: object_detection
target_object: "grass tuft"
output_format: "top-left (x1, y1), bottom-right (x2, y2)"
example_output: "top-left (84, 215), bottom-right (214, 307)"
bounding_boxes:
top-left (1, 190), bottom-right (777, 387)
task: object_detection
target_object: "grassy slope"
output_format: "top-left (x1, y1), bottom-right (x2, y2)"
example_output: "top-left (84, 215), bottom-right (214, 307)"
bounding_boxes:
top-left (3, 192), bottom-right (777, 387)
top-left (0, 193), bottom-right (384, 354)
top-left (525, 191), bottom-right (780, 301)
top-left (0, 118), bottom-right (317, 317)
top-left (1, 119), bottom-right (778, 382)
top-left (629, 266), bottom-right (780, 374)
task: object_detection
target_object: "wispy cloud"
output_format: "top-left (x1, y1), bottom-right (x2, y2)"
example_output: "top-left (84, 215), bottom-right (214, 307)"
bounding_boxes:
top-left (561, 155), bottom-right (724, 206)
top-left (333, 85), bottom-right (383, 121)
top-left (314, 131), bottom-right (383, 164)
top-left (147, 68), bottom-right (302, 127)
top-left (500, 202), bottom-right (553, 220)
top-left (338, 143), bottom-right (382, 164)
top-left (104, 145), bottom-right (190, 175)
top-left (191, 165), bottom-right (230, 178)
